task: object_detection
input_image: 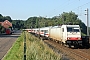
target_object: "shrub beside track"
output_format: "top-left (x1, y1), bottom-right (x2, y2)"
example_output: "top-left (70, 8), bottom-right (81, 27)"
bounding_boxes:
top-left (26, 32), bottom-right (61, 60)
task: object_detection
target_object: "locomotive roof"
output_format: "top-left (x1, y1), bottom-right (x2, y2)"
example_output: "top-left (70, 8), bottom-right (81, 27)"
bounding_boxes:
top-left (62, 25), bottom-right (80, 27)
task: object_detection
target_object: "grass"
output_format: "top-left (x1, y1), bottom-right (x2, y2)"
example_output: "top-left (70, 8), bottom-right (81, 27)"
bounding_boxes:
top-left (3, 33), bottom-right (24, 60)
top-left (3, 31), bottom-right (61, 60)
top-left (26, 32), bottom-right (61, 60)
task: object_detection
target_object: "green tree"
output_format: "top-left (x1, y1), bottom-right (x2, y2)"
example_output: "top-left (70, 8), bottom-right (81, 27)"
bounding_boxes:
top-left (4, 16), bottom-right (12, 22)
top-left (0, 14), bottom-right (4, 22)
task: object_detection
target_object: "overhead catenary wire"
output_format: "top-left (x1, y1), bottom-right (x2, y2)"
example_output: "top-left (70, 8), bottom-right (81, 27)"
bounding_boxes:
top-left (46, 1), bottom-right (90, 19)
top-left (72, 1), bottom-right (90, 11)
top-left (71, 1), bottom-right (90, 14)
top-left (57, 1), bottom-right (90, 16)
top-left (48, 0), bottom-right (82, 17)
top-left (59, 0), bottom-right (79, 11)
top-left (48, 0), bottom-right (75, 17)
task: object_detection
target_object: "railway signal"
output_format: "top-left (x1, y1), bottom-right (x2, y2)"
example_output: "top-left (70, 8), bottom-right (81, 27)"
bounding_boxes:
top-left (85, 8), bottom-right (89, 36)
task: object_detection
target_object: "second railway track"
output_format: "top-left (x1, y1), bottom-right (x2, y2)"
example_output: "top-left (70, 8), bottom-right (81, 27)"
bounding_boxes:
top-left (44, 39), bottom-right (90, 60)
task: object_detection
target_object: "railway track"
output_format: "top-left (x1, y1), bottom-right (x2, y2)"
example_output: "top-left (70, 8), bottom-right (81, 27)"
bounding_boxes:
top-left (44, 39), bottom-right (90, 60)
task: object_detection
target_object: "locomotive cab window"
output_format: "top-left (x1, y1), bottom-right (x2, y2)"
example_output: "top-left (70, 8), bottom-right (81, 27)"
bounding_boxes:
top-left (37, 30), bottom-right (39, 32)
top-left (67, 27), bottom-right (80, 32)
top-left (41, 30), bottom-right (43, 32)
top-left (62, 28), bottom-right (64, 32)
top-left (44, 30), bottom-right (48, 33)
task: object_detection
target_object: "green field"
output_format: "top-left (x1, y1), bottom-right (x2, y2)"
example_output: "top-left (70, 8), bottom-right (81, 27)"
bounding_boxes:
top-left (3, 32), bottom-right (61, 60)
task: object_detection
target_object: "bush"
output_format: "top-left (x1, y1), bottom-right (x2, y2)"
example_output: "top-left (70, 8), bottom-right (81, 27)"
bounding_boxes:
top-left (26, 32), bottom-right (61, 60)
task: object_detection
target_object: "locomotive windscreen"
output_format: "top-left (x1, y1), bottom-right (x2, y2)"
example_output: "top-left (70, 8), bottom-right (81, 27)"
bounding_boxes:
top-left (67, 27), bottom-right (80, 32)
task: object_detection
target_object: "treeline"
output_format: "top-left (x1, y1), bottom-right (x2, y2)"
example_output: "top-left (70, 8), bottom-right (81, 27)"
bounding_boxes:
top-left (25, 11), bottom-right (88, 35)
top-left (0, 11), bottom-right (90, 35)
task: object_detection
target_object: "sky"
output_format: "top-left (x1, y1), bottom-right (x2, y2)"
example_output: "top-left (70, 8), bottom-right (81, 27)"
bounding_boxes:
top-left (0, 0), bottom-right (90, 26)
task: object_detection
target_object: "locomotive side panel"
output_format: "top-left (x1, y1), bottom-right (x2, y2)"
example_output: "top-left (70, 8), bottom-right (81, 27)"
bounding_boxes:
top-left (49, 27), bottom-right (62, 41)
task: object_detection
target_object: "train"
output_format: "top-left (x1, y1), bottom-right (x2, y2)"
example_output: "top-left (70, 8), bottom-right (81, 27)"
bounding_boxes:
top-left (46, 25), bottom-right (81, 47)
top-left (24, 24), bottom-right (89, 48)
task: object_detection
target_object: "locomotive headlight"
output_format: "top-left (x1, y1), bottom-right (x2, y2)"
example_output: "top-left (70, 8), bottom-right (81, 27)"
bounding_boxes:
top-left (67, 37), bottom-right (70, 40)
top-left (78, 37), bottom-right (81, 40)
